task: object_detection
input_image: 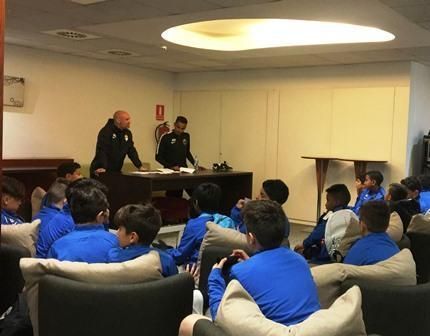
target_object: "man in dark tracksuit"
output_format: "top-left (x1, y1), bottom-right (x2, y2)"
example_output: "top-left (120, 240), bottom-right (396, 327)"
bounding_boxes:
top-left (90, 110), bottom-right (143, 177)
top-left (156, 116), bottom-right (195, 197)
top-left (156, 116), bottom-right (195, 170)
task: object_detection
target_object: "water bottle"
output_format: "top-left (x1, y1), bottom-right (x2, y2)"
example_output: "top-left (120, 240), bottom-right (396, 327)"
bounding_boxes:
top-left (194, 156), bottom-right (199, 171)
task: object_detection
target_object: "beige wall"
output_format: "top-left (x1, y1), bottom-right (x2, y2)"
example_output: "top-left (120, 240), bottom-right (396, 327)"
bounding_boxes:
top-left (174, 62), bottom-right (411, 223)
top-left (407, 62), bottom-right (430, 176)
top-left (4, 46), bottom-right (417, 224)
top-left (4, 45), bottom-right (174, 174)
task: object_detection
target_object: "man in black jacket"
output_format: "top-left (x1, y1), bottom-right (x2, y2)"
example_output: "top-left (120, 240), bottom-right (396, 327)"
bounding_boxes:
top-left (90, 110), bottom-right (144, 177)
top-left (155, 116), bottom-right (195, 171)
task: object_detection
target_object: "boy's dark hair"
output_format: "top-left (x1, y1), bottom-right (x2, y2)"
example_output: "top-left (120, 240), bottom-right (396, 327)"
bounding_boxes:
top-left (418, 175), bottom-right (430, 191)
top-left (400, 176), bottom-right (422, 193)
top-left (262, 179), bottom-right (289, 205)
top-left (356, 174), bottom-right (365, 184)
top-left (192, 183), bottom-right (221, 213)
top-left (46, 178), bottom-right (70, 204)
top-left (359, 200), bottom-right (390, 233)
top-left (2, 176), bottom-right (25, 200)
top-left (366, 171), bottom-right (384, 186)
top-left (325, 184), bottom-right (351, 206)
top-left (175, 116), bottom-right (188, 124)
top-left (242, 200), bottom-right (286, 249)
top-left (65, 178), bottom-right (108, 204)
top-left (388, 183), bottom-right (408, 202)
top-left (57, 162), bottom-right (81, 178)
top-left (114, 204), bottom-right (161, 245)
top-left (66, 178), bottom-right (109, 224)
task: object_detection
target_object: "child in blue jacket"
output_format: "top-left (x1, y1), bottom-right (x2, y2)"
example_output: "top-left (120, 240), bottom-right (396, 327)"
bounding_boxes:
top-left (34, 178), bottom-right (75, 258)
top-left (166, 183), bottom-right (234, 265)
top-left (344, 200), bottom-right (399, 265)
top-left (352, 170), bottom-right (385, 215)
top-left (107, 203), bottom-right (177, 277)
top-left (294, 184), bottom-right (351, 262)
top-left (1, 176), bottom-right (25, 224)
top-left (231, 179), bottom-right (290, 237)
top-left (209, 200), bottom-right (320, 325)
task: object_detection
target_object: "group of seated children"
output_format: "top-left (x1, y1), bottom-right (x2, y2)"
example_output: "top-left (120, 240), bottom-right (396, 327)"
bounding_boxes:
top-left (294, 169), bottom-right (427, 266)
top-left (4, 162), bottom-right (430, 326)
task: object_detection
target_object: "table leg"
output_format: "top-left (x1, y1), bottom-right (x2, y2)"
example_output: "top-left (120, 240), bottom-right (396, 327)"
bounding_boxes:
top-left (354, 161), bottom-right (368, 178)
top-left (315, 159), bottom-right (330, 220)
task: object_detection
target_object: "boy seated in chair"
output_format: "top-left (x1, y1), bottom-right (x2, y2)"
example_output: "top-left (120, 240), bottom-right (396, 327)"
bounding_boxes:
top-left (418, 175), bottom-right (430, 214)
top-left (166, 183), bottom-right (233, 266)
top-left (209, 200), bottom-right (320, 326)
top-left (385, 182), bottom-right (420, 232)
top-left (294, 184), bottom-right (351, 262)
top-left (344, 200), bottom-right (399, 266)
top-left (231, 179), bottom-right (290, 237)
top-left (1, 176), bottom-right (25, 224)
top-left (107, 203), bottom-right (178, 277)
top-left (34, 178), bottom-right (75, 258)
top-left (48, 178), bottom-right (117, 262)
top-left (57, 161), bottom-right (83, 182)
top-left (352, 170), bottom-right (385, 215)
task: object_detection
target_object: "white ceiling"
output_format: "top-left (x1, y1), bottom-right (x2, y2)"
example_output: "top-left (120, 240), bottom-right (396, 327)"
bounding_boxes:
top-left (6, 0), bottom-right (430, 72)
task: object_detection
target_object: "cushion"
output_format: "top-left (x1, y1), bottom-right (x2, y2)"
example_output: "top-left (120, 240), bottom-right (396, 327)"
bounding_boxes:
top-left (197, 222), bottom-right (254, 266)
top-left (311, 248), bottom-right (416, 308)
top-left (31, 186), bottom-right (46, 218)
top-left (20, 251), bottom-right (163, 336)
top-left (215, 280), bottom-right (366, 336)
top-left (387, 211), bottom-right (403, 243)
top-left (1, 220), bottom-right (41, 256)
top-left (407, 214), bottom-right (430, 234)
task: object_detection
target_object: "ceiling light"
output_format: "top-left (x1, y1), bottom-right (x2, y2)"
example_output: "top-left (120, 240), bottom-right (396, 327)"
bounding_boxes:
top-left (161, 19), bottom-right (395, 51)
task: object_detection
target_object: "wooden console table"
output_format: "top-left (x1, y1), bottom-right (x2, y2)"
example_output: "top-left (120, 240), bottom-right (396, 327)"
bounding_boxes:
top-left (302, 156), bottom-right (387, 220)
top-left (2, 158), bottom-right (73, 220)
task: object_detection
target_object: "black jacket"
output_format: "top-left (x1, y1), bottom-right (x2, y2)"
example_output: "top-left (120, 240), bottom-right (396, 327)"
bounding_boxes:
top-left (155, 131), bottom-right (194, 168)
top-left (90, 119), bottom-right (142, 175)
top-left (389, 199), bottom-right (421, 232)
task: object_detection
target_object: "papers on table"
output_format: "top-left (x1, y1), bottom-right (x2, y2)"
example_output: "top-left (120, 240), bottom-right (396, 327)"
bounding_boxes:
top-left (179, 167), bottom-right (195, 174)
top-left (130, 168), bottom-right (187, 175)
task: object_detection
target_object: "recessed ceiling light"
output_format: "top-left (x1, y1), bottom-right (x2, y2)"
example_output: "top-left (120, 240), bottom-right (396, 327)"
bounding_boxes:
top-left (161, 19), bottom-right (395, 51)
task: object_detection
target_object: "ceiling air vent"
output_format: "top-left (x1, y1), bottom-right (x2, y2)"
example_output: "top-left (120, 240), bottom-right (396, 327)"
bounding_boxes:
top-left (42, 29), bottom-right (101, 40)
top-left (100, 49), bottom-right (140, 57)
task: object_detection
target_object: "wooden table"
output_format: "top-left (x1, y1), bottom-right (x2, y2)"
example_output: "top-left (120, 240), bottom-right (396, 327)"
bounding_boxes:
top-left (97, 170), bottom-right (253, 220)
top-left (302, 156), bottom-right (387, 220)
top-left (2, 158), bottom-right (73, 220)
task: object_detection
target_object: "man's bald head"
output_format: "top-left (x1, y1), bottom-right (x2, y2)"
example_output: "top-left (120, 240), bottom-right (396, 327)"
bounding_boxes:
top-left (113, 110), bottom-right (131, 130)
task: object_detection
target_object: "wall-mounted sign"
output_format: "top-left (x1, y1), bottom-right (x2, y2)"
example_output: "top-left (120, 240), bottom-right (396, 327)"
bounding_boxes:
top-left (4, 76), bottom-right (25, 107)
top-left (155, 104), bottom-right (165, 121)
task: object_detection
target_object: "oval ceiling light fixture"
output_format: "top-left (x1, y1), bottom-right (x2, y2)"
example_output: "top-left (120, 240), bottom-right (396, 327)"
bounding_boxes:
top-left (161, 19), bottom-right (395, 51)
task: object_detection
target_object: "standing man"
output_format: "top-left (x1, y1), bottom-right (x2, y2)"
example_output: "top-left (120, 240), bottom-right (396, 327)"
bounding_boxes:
top-left (90, 110), bottom-right (144, 177)
top-left (156, 116), bottom-right (195, 171)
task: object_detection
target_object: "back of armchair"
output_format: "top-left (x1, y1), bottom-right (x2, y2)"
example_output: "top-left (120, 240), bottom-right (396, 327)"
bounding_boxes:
top-left (38, 273), bottom-right (194, 336)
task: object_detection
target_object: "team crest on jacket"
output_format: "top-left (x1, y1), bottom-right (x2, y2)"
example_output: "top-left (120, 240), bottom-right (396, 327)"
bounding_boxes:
top-left (125, 134), bottom-right (129, 142)
top-left (182, 138), bottom-right (188, 145)
top-left (171, 138), bottom-right (176, 144)
top-left (112, 133), bottom-right (117, 139)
